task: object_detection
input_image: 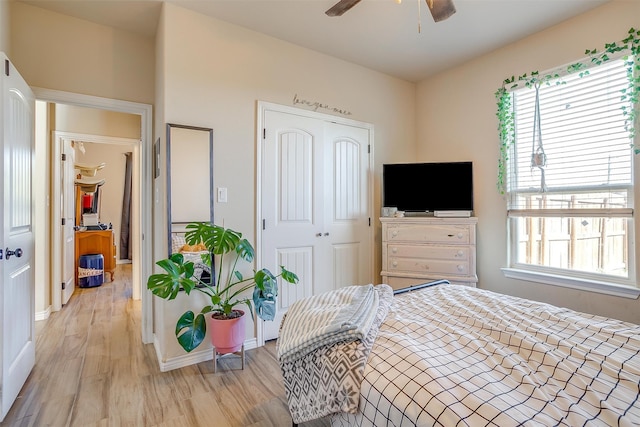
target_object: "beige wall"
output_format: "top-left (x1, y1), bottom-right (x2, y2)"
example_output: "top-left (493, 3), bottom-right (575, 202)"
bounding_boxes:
top-left (416, 0), bottom-right (640, 323)
top-left (0, 0), bottom-right (10, 55)
top-left (10, 1), bottom-right (154, 105)
top-left (55, 104), bottom-right (141, 139)
top-left (156, 3), bottom-right (416, 360)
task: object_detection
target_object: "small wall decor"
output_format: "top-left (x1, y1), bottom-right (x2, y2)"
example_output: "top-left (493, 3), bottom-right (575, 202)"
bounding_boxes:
top-left (292, 94), bottom-right (352, 116)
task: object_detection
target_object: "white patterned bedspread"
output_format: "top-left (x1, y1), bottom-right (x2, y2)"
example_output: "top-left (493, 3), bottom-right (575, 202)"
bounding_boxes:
top-left (332, 284), bottom-right (640, 426)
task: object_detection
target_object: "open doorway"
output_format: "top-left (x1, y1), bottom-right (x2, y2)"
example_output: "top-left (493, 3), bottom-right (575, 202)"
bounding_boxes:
top-left (34, 88), bottom-right (153, 344)
top-left (53, 130), bottom-right (139, 306)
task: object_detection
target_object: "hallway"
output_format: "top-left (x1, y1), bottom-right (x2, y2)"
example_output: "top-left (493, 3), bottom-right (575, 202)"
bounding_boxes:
top-left (1, 265), bottom-right (329, 426)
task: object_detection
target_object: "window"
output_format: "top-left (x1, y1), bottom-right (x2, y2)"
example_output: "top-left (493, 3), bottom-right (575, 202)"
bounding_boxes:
top-left (506, 57), bottom-right (636, 290)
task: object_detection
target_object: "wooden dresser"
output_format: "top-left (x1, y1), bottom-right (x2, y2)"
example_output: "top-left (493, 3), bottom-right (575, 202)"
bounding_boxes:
top-left (75, 230), bottom-right (116, 282)
top-left (380, 216), bottom-right (478, 290)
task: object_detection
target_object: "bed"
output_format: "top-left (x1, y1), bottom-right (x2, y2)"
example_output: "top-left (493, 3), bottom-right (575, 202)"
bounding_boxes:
top-left (277, 281), bottom-right (640, 426)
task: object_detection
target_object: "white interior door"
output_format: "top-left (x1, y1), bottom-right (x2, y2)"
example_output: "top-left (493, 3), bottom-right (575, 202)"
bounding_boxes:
top-left (261, 110), bottom-right (323, 341)
top-left (260, 105), bottom-right (373, 341)
top-left (0, 53), bottom-right (36, 421)
top-left (324, 122), bottom-right (373, 289)
top-left (61, 138), bottom-right (75, 304)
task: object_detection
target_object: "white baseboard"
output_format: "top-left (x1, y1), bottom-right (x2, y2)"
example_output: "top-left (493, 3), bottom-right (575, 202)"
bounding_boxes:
top-left (153, 335), bottom-right (258, 372)
top-left (35, 306), bottom-right (51, 321)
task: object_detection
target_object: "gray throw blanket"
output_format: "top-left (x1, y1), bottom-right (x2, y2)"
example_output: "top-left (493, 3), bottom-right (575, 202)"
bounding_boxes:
top-left (277, 284), bottom-right (379, 363)
top-left (278, 284), bottom-right (394, 423)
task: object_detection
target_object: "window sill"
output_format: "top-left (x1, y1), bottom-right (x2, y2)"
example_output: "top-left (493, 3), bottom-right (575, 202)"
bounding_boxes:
top-left (501, 268), bottom-right (640, 299)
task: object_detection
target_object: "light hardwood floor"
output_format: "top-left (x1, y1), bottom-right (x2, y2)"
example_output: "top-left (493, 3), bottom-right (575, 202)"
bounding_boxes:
top-left (2, 264), bottom-right (330, 426)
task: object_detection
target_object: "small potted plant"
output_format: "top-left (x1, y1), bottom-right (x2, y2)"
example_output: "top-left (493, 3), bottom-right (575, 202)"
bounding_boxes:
top-left (147, 222), bottom-right (298, 353)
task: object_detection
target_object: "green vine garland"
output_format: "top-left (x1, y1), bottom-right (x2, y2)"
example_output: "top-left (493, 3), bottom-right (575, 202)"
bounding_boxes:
top-left (495, 27), bottom-right (640, 195)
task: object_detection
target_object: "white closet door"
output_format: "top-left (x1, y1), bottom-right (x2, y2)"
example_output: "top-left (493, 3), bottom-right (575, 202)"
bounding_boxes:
top-left (324, 122), bottom-right (372, 290)
top-left (260, 106), bottom-right (372, 341)
top-left (261, 110), bottom-right (323, 341)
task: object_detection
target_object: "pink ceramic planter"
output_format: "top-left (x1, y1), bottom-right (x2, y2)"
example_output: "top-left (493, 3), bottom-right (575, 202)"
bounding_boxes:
top-left (208, 310), bottom-right (246, 354)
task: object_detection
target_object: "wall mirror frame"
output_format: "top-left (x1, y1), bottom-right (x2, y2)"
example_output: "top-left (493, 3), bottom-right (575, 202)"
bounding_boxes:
top-left (166, 123), bottom-right (214, 258)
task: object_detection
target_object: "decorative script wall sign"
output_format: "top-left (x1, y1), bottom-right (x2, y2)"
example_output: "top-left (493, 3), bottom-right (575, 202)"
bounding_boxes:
top-left (292, 94), bottom-right (352, 116)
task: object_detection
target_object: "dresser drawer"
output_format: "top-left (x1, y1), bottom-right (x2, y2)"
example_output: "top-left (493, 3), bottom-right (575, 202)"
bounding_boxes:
top-left (386, 224), bottom-right (471, 244)
top-left (380, 217), bottom-right (478, 290)
top-left (387, 244), bottom-right (469, 261)
top-left (387, 257), bottom-right (471, 276)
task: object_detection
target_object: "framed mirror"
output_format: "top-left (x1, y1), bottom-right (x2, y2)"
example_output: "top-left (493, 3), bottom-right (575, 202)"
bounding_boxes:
top-left (166, 123), bottom-right (214, 258)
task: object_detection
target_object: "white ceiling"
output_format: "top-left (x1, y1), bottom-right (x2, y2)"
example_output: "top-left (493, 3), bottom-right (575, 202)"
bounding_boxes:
top-left (18, 0), bottom-right (611, 82)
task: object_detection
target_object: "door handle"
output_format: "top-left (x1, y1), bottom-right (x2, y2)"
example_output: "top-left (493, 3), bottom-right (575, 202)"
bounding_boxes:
top-left (6, 248), bottom-right (23, 260)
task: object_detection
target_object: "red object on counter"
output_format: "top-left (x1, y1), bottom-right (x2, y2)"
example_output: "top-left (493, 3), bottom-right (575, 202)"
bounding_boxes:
top-left (82, 193), bottom-right (93, 209)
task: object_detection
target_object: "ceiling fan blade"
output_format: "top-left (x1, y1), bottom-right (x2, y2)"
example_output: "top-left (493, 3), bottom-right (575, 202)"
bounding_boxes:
top-left (426, 0), bottom-right (456, 22)
top-left (325, 0), bottom-right (362, 17)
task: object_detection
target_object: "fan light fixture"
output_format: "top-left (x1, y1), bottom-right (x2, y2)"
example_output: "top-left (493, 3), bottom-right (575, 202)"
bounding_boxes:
top-left (426, 0), bottom-right (456, 22)
top-left (326, 0), bottom-right (456, 23)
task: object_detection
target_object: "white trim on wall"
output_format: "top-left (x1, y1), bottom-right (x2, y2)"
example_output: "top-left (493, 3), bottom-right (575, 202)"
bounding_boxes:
top-left (32, 87), bottom-right (154, 345)
top-left (153, 337), bottom-right (257, 372)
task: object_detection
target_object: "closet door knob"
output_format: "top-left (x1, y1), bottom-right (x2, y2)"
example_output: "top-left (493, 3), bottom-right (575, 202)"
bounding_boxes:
top-left (6, 248), bottom-right (23, 260)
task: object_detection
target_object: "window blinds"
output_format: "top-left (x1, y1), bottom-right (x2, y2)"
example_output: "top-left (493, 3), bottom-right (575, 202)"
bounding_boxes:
top-left (508, 58), bottom-right (633, 214)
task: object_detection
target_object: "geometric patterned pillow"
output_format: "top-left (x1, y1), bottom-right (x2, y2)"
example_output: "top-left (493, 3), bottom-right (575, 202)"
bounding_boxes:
top-left (171, 234), bottom-right (186, 254)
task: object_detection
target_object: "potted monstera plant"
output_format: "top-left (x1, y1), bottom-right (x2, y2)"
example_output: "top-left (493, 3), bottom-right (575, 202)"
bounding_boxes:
top-left (147, 222), bottom-right (298, 353)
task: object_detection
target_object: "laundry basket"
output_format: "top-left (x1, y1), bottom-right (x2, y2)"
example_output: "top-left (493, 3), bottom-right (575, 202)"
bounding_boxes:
top-left (78, 254), bottom-right (104, 288)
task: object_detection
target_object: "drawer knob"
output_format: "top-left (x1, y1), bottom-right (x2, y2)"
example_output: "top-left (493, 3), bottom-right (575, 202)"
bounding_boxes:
top-left (391, 231), bottom-right (398, 237)
top-left (457, 233), bottom-right (464, 239)
top-left (457, 264), bottom-right (464, 272)
top-left (457, 250), bottom-right (464, 257)
top-left (391, 247), bottom-right (398, 254)
top-left (392, 261), bottom-right (398, 267)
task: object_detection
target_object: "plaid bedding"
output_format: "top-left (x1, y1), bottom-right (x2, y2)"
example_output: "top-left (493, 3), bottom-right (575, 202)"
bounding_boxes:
top-left (331, 284), bottom-right (640, 426)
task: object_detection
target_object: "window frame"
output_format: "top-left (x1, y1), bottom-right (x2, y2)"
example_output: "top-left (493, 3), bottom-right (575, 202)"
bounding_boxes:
top-left (502, 54), bottom-right (638, 296)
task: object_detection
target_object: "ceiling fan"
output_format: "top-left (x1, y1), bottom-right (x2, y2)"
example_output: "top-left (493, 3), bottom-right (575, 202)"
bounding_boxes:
top-left (325, 0), bottom-right (456, 22)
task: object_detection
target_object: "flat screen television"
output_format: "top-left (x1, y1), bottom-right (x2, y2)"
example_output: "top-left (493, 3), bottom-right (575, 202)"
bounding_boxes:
top-left (383, 161), bottom-right (473, 213)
